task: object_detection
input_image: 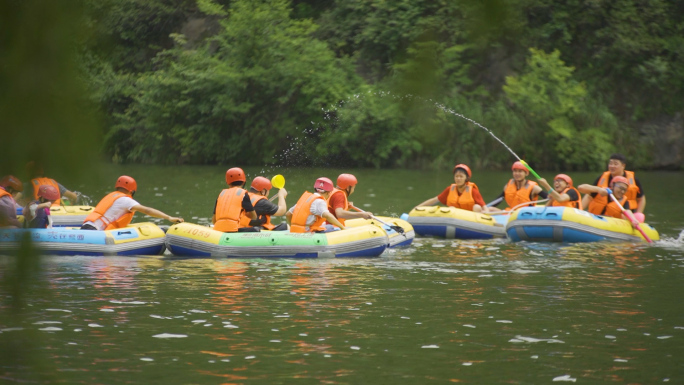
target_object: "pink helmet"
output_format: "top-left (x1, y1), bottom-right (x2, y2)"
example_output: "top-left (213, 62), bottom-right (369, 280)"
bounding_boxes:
top-left (337, 174), bottom-right (358, 189)
top-left (314, 177), bottom-right (334, 192)
top-left (38, 185), bottom-right (59, 201)
top-left (251, 176), bottom-right (272, 191)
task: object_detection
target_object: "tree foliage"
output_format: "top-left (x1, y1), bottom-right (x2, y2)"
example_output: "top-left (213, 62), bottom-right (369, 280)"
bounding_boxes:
top-left (83, 0), bottom-right (684, 169)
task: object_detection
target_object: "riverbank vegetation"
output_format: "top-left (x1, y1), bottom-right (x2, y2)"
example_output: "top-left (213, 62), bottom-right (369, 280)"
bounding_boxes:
top-left (83, 0), bottom-right (684, 170)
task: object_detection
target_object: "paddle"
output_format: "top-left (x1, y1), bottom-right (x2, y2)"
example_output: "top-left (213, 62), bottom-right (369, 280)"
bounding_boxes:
top-left (519, 160), bottom-right (542, 181)
top-left (269, 174), bottom-right (285, 202)
top-left (349, 204), bottom-right (407, 237)
top-left (606, 188), bottom-right (653, 243)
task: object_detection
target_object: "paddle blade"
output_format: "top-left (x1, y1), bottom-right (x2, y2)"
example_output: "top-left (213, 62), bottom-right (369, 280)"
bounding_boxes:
top-left (520, 160), bottom-right (542, 180)
top-left (271, 174), bottom-right (285, 189)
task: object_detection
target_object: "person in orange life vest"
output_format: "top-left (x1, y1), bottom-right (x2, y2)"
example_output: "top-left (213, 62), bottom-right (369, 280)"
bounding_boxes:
top-left (580, 153), bottom-right (645, 214)
top-left (81, 176), bottom-right (183, 230)
top-left (240, 176), bottom-right (289, 231)
top-left (413, 164), bottom-right (488, 213)
top-left (327, 174), bottom-right (373, 225)
top-left (0, 175), bottom-right (23, 228)
top-left (537, 174), bottom-right (581, 208)
top-left (286, 177), bottom-right (345, 233)
top-left (19, 161), bottom-right (79, 207)
top-left (487, 161), bottom-right (547, 211)
top-left (212, 167), bottom-right (258, 233)
top-left (24, 185), bottom-right (59, 229)
top-left (578, 176), bottom-right (634, 220)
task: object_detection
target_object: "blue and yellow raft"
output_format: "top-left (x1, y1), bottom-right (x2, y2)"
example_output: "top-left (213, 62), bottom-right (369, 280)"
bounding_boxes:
top-left (344, 216), bottom-right (415, 248)
top-left (0, 222), bottom-right (166, 256)
top-left (16, 205), bottom-right (95, 227)
top-left (506, 207), bottom-right (660, 243)
top-left (402, 206), bottom-right (508, 239)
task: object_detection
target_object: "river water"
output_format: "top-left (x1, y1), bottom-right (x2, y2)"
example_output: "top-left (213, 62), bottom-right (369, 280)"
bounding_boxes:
top-left (1, 165), bottom-right (683, 383)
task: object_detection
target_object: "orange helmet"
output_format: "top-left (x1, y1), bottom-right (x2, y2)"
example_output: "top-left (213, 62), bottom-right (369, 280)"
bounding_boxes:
top-left (314, 177), bottom-right (334, 192)
top-left (610, 176), bottom-right (629, 188)
top-left (225, 167), bottom-right (246, 185)
top-left (0, 175), bottom-right (23, 192)
top-left (554, 174), bottom-right (573, 186)
top-left (251, 176), bottom-right (272, 191)
top-left (38, 185), bottom-right (59, 201)
top-left (452, 164), bottom-right (472, 178)
top-left (512, 161), bottom-right (529, 174)
top-left (337, 174), bottom-right (358, 189)
top-left (115, 175), bottom-right (137, 193)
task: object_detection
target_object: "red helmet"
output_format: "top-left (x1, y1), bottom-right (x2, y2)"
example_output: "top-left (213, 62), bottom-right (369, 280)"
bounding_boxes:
top-left (554, 174), bottom-right (573, 187)
top-left (115, 175), bottom-right (137, 193)
top-left (314, 177), bottom-right (334, 192)
top-left (337, 174), bottom-right (358, 189)
top-left (512, 161), bottom-right (529, 174)
top-left (37, 185), bottom-right (59, 201)
top-left (0, 175), bottom-right (23, 192)
top-left (251, 176), bottom-right (272, 191)
top-left (610, 176), bottom-right (629, 188)
top-left (452, 164), bottom-right (472, 178)
top-left (225, 167), bottom-right (246, 185)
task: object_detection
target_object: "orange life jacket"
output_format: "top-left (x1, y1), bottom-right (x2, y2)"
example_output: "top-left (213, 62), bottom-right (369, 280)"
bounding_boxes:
top-left (214, 187), bottom-right (247, 232)
top-left (84, 191), bottom-right (135, 230)
top-left (0, 188), bottom-right (11, 200)
top-left (239, 192), bottom-right (275, 230)
top-left (550, 187), bottom-right (581, 209)
top-left (587, 171), bottom-right (639, 214)
top-left (601, 195), bottom-right (628, 219)
top-left (32, 177), bottom-right (62, 206)
top-left (445, 182), bottom-right (478, 211)
top-left (504, 179), bottom-right (539, 210)
top-left (290, 191), bottom-right (326, 233)
top-left (326, 188), bottom-right (349, 225)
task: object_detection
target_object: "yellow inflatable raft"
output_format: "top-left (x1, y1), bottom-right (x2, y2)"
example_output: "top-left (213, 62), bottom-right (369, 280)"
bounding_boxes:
top-left (165, 222), bottom-right (389, 258)
top-left (506, 207), bottom-right (660, 243)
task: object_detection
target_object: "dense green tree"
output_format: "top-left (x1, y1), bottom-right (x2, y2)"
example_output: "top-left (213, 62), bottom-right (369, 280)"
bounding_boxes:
top-left (106, 0), bottom-right (359, 164)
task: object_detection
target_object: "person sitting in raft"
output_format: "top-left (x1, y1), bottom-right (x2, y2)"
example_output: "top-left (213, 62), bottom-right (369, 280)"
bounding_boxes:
top-left (286, 177), bottom-right (346, 233)
top-left (413, 164), bottom-right (488, 213)
top-left (212, 167), bottom-right (259, 233)
top-left (537, 174), bottom-right (581, 208)
top-left (581, 153), bottom-right (645, 214)
top-left (19, 161), bottom-right (79, 207)
top-left (578, 176), bottom-right (640, 222)
top-left (24, 185), bottom-right (59, 229)
top-left (487, 161), bottom-right (547, 212)
top-left (239, 176), bottom-right (289, 231)
top-left (81, 176), bottom-right (183, 230)
top-left (327, 173), bottom-right (373, 226)
top-left (0, 175), bottom-right (23, 228)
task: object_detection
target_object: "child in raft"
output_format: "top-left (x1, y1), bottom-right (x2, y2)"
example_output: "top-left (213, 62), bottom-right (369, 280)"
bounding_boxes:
top-left (413, 164), bottom-right (488, 213)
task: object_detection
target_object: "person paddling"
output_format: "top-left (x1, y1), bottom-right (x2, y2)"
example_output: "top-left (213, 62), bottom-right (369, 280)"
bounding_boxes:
top-left (578, 176), bottom-right (638, 222)
top-left (413, 164), bottom-right (488, 213)
top-left (0, 175), bottom-right (23, 228)
top-left (239, 176), bottom-right (289, 231)
top-left (487, 161), bottom-right (547, 212)
top-left (287, 177), bottom-right (345, 233)
top-left (327, 173), bottom-right (373, 225)
top-left (537, 174), bottom-right (581, 208)
top-left (581, 153), bottom-right (645, 214)
top-left (212, 168), bottom-right (258, 233)
top-left (81, 176), bottom-right (183, 230)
